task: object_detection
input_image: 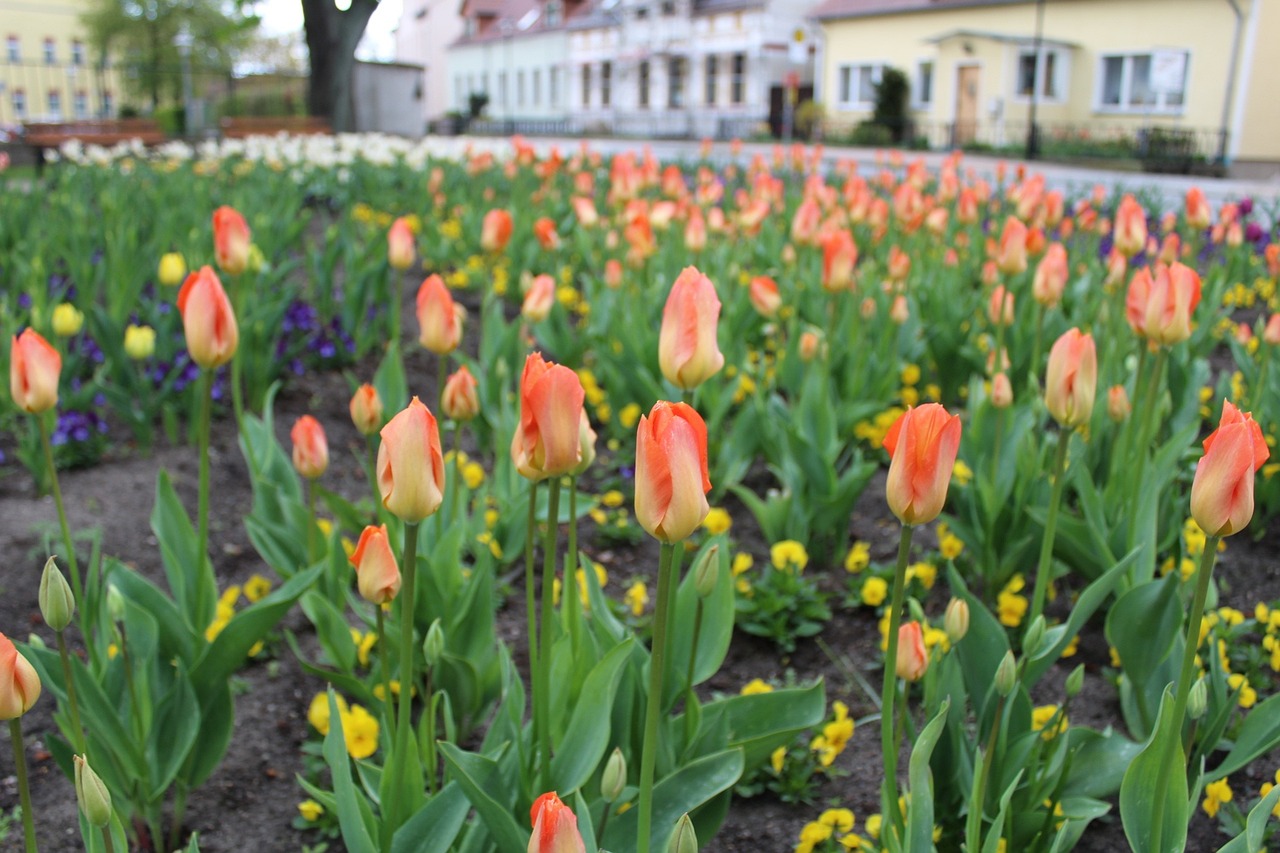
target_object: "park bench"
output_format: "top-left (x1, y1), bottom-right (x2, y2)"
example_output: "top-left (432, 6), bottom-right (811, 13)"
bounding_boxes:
top-left (24, 118), bottom-right (166, 174)
top-left (219, 116), bottom-right (332, 139)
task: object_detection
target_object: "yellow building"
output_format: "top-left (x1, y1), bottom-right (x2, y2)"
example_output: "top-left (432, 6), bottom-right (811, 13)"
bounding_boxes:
top-left (0, 0), bottom-right (122, 127)
top-left (812, 0), bottom-right (1280, 174)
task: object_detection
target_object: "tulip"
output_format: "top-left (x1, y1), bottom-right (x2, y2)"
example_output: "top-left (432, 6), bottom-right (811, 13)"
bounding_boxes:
top-left (1044, 328), bottom-right (1097, 429)
top-left (883, 403), bottom-right (962, 526)
top-left (988, 285), bottom-right (1014, 327)
top-left (799, 329), bottom-right (824, 362)
top-left (572, 196), bottom-right (599, 227)
top-left (51, 303), bottom-right (84, 337)
top-left (944, 598), bottom-right (969, 643)
top-left (573, 410), bottom-right (598, 477)
top-left (635, 401), bottom-right (711, 543)
top-left (1159, 233), bottom-right (1181, 265)
top-left (387, 216), bottom-right (416, 271)
top-left (481, 208), bottom-right (513, 253)
top-left (528, 791), bottom-right (586, 853)
top-left (124, 324), bottom-right (156, 360)
top-left (996, 216), bottom-right (1028, 275)
top-left (158, 252), bottom-right (187, 286)
top-left (212, 205), bottom-right (251, 276)
top-left (291, 415), bottom-right (329, 480)
top-left (1144, 263), bottom-right (1202, 346)
top-left (350, 524), bottom-right (401, 604)
top-left (1125, 266), bottom-right (1153, 337)
top-left (887, 245), bottom-right (911, 282)
top-left (821, 229), bottom-right (858, 292)
top-left (748, 276), bottom-right (781, 318)
top-left (1113, 194), bottom-right (1147, 258)
top-left (1032, 243), bottom-right (1068, 307)
top-left (1107, 385), bottom-right (1131, 422)
top-left (604, 259), bottom-right (623, 289)
top-left (511, 353), bottom-right (586, 481)
top-left (658, 266), bottom-right (725, 391)
top-left (991, 372), bottom-right (1013, 408)
top-left (1191, 401), bottom-right (1269, 537)
top-left (684, 208), bottom-right (707, 252)
top-left (39, 556), bottom-right (75, 632)
top-left (416, 274), bottom-right (463, 355)
top-left (1264, 314), bottom-right (1280, 346)
top-left (534, 217), bottom-right (560, 251)
top-left (0, 632), bottom-right (40, 719)
top-left (377, 397), bottom-right (446, 522)
top-left (74, 754), bottom-right (112, 828)
top-left (350, 383), bottom-right (384, 435)
top-left (522, 274), bottom-right (556, 323)
top-left (889, 294), bottom-right (910, 325)
top-left (442, 366), bottom-right (480, 422)
top-left (10, 328), bottom-right (61, 414)
top-left (177, 266), bottom-right (239, 369)
top-left (896, 621), bottom-right (928, 681)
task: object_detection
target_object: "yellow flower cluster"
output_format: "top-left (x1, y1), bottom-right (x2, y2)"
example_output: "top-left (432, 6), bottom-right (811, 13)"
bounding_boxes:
top-left (576, 368), bottom-right (612, 426)
top-left (306, 693), bottom-right (380, 759)
top-left (997, 575), bottom-right (1029, 628)
top-left (771, 540), bottom-right (810, 573)
top-left (854, 407), bottom-right (906, 449)
top-left (625, 580), bottom-right (649, 616)
top-left (1259, 769), bottom-right (1280, 819)
top-left (843, 541), bottom-right (870, 573)
top-left (810, 701), bottom-right (855, 768)
top-left (740, 678), bottom-right (773, 696)
top-left (1031, 704), bottom-right (1068, 741)
top-left (936, 523), bottom-right (965, 560)
top-left (795, 807), bottom-right (869, 853)
top-left (1201, 778), bottom-right (1233, 818)
top-left (702, 507), bottom-right (732, 535)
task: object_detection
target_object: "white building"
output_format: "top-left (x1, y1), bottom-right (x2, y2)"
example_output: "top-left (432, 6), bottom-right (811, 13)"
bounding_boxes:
top-left (394, 0), bottom-right (466, 129)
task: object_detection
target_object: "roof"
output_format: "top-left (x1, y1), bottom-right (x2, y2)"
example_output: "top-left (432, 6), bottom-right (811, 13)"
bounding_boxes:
top-left (567, 0), bottom-right (765, 31)
top-left (453, 0), bottom-right (591, 45)
top-left (926, 28), bottom-right (1080, 49)
top-left (809, 0), bottom-right (1025, 22)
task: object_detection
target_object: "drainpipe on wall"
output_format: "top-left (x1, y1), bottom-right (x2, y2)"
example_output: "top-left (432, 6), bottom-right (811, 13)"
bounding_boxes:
top-left (1024, 0), bottom-right (1046, 160)
top-left (1219, 0), bottom-right (1244, 164)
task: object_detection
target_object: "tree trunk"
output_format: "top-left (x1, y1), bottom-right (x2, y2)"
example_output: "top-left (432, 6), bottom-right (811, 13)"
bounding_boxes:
top-left (301, 0), bottom-right (378, 132)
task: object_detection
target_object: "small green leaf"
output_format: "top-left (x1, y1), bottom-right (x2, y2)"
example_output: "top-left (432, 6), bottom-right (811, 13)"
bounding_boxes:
top-left (1120, 686), bottom-right (1188, 853)
top-left (907, 698), bottom-right (950, 852)
top-left (437, 742), bottom-right (528, 852)
top-left (324, 692), bottom-right (378, 853)
top-left (390, 782), bottom-right (471, 853)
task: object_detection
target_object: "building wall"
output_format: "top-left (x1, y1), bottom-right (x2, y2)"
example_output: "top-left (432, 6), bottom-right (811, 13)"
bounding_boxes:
top-left (818, 0), bottom-right (1269, 159)
top-left (394, 0), bottom-right (465, 127)
top-left (450, 31), bottom-right (571, 120)
top-left (1233, 0), bottom-right (1280, 164)
top-left (352, 61), bottom-right (427, 136)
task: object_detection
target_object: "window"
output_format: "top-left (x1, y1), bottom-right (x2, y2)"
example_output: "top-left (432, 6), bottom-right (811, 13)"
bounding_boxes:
top-left (582, 64), bottom-right (591, 106)
top-left (7, 36), bottom-right (19, 63)
top-left (705, 55), bottom-right (717, 104)
top-left (532, 69), bottom-right (540, 106)
top-left (915, 61), bottom-right (933, 107)
top-left (730, 52), bottom-right (745, 104)
top-left (668, 57), bottom-right (685, 108)
top-left (546, 0), bottom-right (561, 26)
top-left (71, 40), bottom-right (84, 66)
top-left (550, 66), bottom-right (559, 106)
top-left (1099, 51), bottom-right (1187, 112)
top-left (43, 38), bottom-right (55, 64)
top-left (102, 90), bottom-right (113, 115)
top-left (74, 90), bottom-right (88, 117)
top-left (837, 63), bottom-right (882, 107)
top-left (47, 89), bottom-right (61, 118)
top-left (1016, 48), bottom-right (1063, 100)
top-left (517, 70), bottom-right (525, 106)
top-left (638, 60), bottom-right (650, 108)
top-left (498, 71), bottom-right (507, 106)
top-left (455, 76), bottom-right (464, 109)
top-left (12, 89), bottom-right (25, 118)
top-left (601, 60), bottom-right (611, 106)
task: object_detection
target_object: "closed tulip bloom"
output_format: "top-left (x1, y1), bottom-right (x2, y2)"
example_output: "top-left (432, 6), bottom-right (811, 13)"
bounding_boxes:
top-left (658, 266), bottom-right (725, 391)
top-left (883, 403), bottom-right (962, 526)
top-left (1125, 266), bottom-right (1153, 337)
top-left (511, 353), bottom-right (585, 481)
top-left (604, 258), bottom-right (623, 289)
top-left (528, 792), bottom-right (586, 853)
top-left (1113, 194), bottom-right (1147, 258)
top-left (572, 196), bottom-right (599, 227)
top-left (387, 216), bottom-right (416, 271)
top-left (1191, 401), bottom-right (1269, 537)
top-left (573, 410), bottom-right (598, 476)
top-left (534, 217), bottom-right (560, 251)
top-left (1144, 262), bottom-right (1202, 346)
top-left (177, 266), bottom-right (239, 369)
top-left (889, 294), bottom-right (910, 325)
top-left (988, 285), bottom-right (1014, 327)
top-left (1032, 243), bottom-right (1068, 307)
top-left (887, 245), bottom-right (911, 281)
top-left (748, 276), bottom-right (781, 318)
top-left (212, 205), bottom-right (251, 276)
top-left (417, 274), bottom-right (463, 354)
top-left (377, 397), bottom-right (446, 522)
top-left (821, 229), bottom-right (858, 292)
top-left (350, 524), bottom-right (401, 604)
top-left (0, 632), bottom-right (41, 719)
top-left (124, 324), bottom-right (156, 360)
top-left (442, 366), bottom-right (480, 422)
top-left (10, 328), bottom-right (61, 414)
top-left (896, 621), bottom-right (929, 682)
top-left (158, 252), bottom-right (187, 286)
top-left (684, 207), bottom-right (707, 252)
top-left (996, 216), bottom-right (1028, 275)
top-left (291, 415), bottom-right (329, 480)
top-left (1044, 328), bottom-right (1097, 428)
top-left (481, 208), bottom-right (513, 253)
top-left (349, 384), bottom-right (384, 435)
top-left (1107, 385), bottom-right (1131, 422)
top-left (799, 329), bottom-right (824, 362)
top-left (991, 372), bottom-right (1013, 408)
top-left (1264, 314), bottom-right (1280, 345)
top-left (522, 274), bottom-right (556, 323)
top-left (635, 401), bottom-right (711, 543)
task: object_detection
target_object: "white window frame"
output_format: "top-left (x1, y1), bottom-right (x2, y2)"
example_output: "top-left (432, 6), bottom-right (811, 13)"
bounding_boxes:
top-left (12, 89), bottom-right (25, 118)
top-left (73, 90), bottom-right (88, 118)
top-left (1094, 50), bottom-right (1188, 115)
top-left (1011, 46), bottom-right (1068, 104)
top-left (47, 89), bottom-right (61, 118)
top-left (836, 62), bottom-right (884, 109)
top-left (7, 36), bottom-right (20, 64)
top-left (913, 59), bottom-right (934, 109)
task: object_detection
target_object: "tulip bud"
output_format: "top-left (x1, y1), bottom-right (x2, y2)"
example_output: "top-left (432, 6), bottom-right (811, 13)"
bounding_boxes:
top-left (1107, 385), bottom-right (1131, 422)
top-left (177, 266), bottom-right (239, 369)
top-left (604, 259), bottom-right (623, 289)
top-left (748, 276), bottom-right (781, 319)
top-left (511, 354), bottom-right (586, 481)
top-left (635, 402), bottom-right (711, 543)
top-left (1187, 678), bottom-right (1207, 720)
top-left (10, 328), bottom-right (62, 414)
top-left (896, 621), bottom-right (928, 682)
top-left (39, 556), bottom-right (75, 632)
top-left (246, 244), bottom-right (266, 275)
top-left (528, 791), bottom-right (585, 853)
top-left (387, 216), bottom-right (416, 271)
top-left (350, 383), bottom-right (384, 435)
top-left (572, 411), bottom-right (598, 477)
top-left (1113, 195), bottom-right (1147, 259)
top-left (422, 619), bottom-right (444, 669)
top-left (377, 398), bottom-right (446, 523)
top-left (52, 303), bottom-right (84, 337)
top-left (988, 285), bottom-right (1014, 327)
top-left (158, 252), bottom-right (187, 286)
top-left (124, 324), bottom-right (156, 360)
top-left (417, 274), bottom-right (464, 355)
top-left (601, 747), bottom-right (626, 803)
top-left (995, 650), bottom-right (1017, 696)
top-left (883, 403), bottom-right (962, 526)
top-left (668, 814), bottom-right (697, 853)
top-left (1065, 664), bottom-right (1085, 698)
top-left (1190, 400), bottom-right (1269, 537)
top-left (1266, 314), bottom-right (1280, 346)
top-left (350, 524), bottom-right (401, 604)
top-left (1023, 615), bottom-right (1047, 658)
top-left (991, 372), bottom-right (1012, 409)
top-left (290, 415), bottom-right (329, 480)
top-left (889, 295), bottom-right (910, 325)
top-left (693, 545), bottom-right (720, 598)
top-left (996, 216), bottom-right (1028, 275)
top-left (1045, 328), bottom-right (1097, 429)
top-left (944, 598), bottom-right (969, 643)
top-left (480, 208), bottom-right (513, 253)
top-left (106, 584), bottom-right (126, 623)
top-left (212, 205), bottom-right (252, 276)
top-left (799, 329), bottom-right (824, 362)
top-left (0, 632), bottom-right (41, 719)
top-left (659, 266), bottom-right (725, 391)
top-left (860, 297), bottom-right (877, 320)
top-left (442, 366), bottom-right (480, 422)
top-left (74, 754), bottom-right (112, 828)
top-left (522, 274), bottom-right (556, 323)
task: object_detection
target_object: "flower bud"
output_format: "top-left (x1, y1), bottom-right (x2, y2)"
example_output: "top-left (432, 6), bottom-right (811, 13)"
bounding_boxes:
top-left (528, 791), bottom-right (584, 853)
top-left (1107, 385), bottom-right (1131, 423)
top-left (668, 814), bottom-right (697, 853)
top-left (1045, 328), bottom-right (1097, 429)
top-left (895, 621), bottom-right (928, 682)
top-left (387, 216), bottom-right (416, 271)
top-left (124, 324), bottom-right (156, 360)
top-left (522, 274), bottom-right (556, 323)
top-left (659, 267), bottom-right (724, 391)
top-left (350, 383), bottom-right (384, 435)
top-left (74, 754), bottom-right (112, 828)
top-left (442, 366), bottom-right (480, 422)
top-left (799, 329), bottom-right (824, 362)
top-left (1188, 678), bottom-right (1208, 720)
top-left (992, 651), bottom-right (1017, 697)
top-left (635, 402), bottom-right (711, 543)
top-left (290, 415), bottom-right (329, 480)
top-left (1264, 314), bottom-right (1280, 346)
top-left (10, 328), bottom-right (62, 414)
top-left (944, 598), bottom-right (969, 644)
top-left (693, 545), bottom-right (720, 599)
top-left (422, 619), bottom-right (444, 669)
top-left (0, 632), bottom-right (41, 719)
top-left (991, 372), bottom-right (1012, 409)
top-left (378, 398), bottom-right (446, 522)
top-left (52, 303), bottom-right (84, 337)
top-left (39, 556), bottom-right (75, 632)
top-left (106, 584), bottom-right (126, 623)
top-left (1191, 400), bottom-right (1269, 537)
top-left (246, 244), bottom-right (266, 275)
top-left (883, 403), bottom-right (962, 526)
top-left (158, 252), bottom-right (187, 286)
top-left (572, 410), bottom-right (597, 477)
top-left (1065, 664), bottom-right (1085, 698)
top-left (417, 274), bottom-right (463, 355)
top-left (1023, 615), bottom-right (1047, 658)
top-left (601, 747), bottom-right (626, 802)
top-left (889, 294), bottom-right (910, 325)
top-left (481, 209), bottom-right (514, 253)
top-left (177, 266), bottom-right (239, 369)
top-left (213, 206), bottom-right (252, 276)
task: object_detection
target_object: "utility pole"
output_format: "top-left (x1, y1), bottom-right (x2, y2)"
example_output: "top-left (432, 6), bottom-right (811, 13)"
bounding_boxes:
top-left (1025, 0), bottom-right (1045, 160)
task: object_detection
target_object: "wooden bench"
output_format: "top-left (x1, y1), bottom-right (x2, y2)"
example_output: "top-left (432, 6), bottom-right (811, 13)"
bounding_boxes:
top-left (220, 116), bottom-right (332, 139)
top-left (24, 119), bottom-right (167, 173)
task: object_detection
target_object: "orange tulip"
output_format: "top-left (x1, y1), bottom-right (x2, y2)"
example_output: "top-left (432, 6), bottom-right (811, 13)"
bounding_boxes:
top-left (0, 631), bottom-right (41, 719)
top-left (416, 274), bottom-right (463, 355)
top-left (1191, 401), bottom-right (1269, 537)
top-left (1144, 262), bottom-right (1202, 346)
top-left (350, 384), bottom-right (384, 435)
top-left (658, 266), bottom-right (724, 391)
top-left (991, 372), bottom-right (1013, 409)
top-left (1125, 267), bottom-right (1153, 337)
top-left (790, 198), bottom-right (822, 246)
top-left (442, 366), bottom-right (480, 422)
top-left (522, 274), bottom-right (556, 323)
top-left (291, 415), bottom-right (329, 480)
top-left (1044, 328), bottom-right (1097, 428)
top-left (388, 216), bottom-right (416, 271)
top-left (996, 216), bottom-right (1027, 275)
top-left (821, 229), bottom-right (857, 292)
top-left (528, 792), bottom-right (586, 853)
top-left (684, 207), bottom-right (707, 252)
top-left (748, 276), bottom-right (781, 318)
top-left (177, 266), bottom-right (239, 369)
top-left (604, 259), bottom-right (623, 289)
top-left (10, 328), bottom-right (61, 414)
top-left (883, 403), bottom-right (962, 526)
top-left (1264, 314), bottom-right (1280, 346)
top-left (1032, 243), bottom-right (1068, 307)
top-left (1113, 194), bottom-right (1147, 258)
top-left (533, 217), bottom-right (560, 251)
top-left (571, 196), bottom-right (599, 228)
top-left (511, 353), bottom-right (585, 481)
top-left (481, 208), bottom-right (513, 253)
top-left (350, 524), bottom-right (401, 604)
top-left (212, 206), bottom-right (251, 276)
top-left (799, 329), bottom-right (824, 362)
top-left (1185, 187), bottom-right (1211, 230)
top-left (377, 397), bottom-right (446, 522)
top-left (895, 621), bottom-right (928, 682)
top-left (987, 285), bottom-right (1014, 327)
top-left (887, 245), bottom-right (911, 282)
top-left (1107, 385), bottom-right (1131, 422)
top-left (635, 401), bottom-right (710, 543)
top-left (889, 294), bottom-right (910, 325)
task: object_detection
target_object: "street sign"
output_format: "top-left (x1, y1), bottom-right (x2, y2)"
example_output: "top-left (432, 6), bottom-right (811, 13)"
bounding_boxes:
top-left (789, 28), bottom-right (807, 65)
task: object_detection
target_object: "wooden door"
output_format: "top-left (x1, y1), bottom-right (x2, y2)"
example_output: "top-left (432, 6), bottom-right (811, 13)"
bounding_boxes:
top-left (955, 64), bottom-right (979, 145)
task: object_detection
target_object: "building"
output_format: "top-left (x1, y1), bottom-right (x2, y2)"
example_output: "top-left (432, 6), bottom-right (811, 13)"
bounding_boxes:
top-left (0, 0), bottom-right (123, 129)
top-left (394, 0), bottom-right (465, 130)
top-left (811, 0), bottom-right (1280, 173)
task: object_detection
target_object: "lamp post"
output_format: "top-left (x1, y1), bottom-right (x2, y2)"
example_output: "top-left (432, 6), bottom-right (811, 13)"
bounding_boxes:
top-left (1024, 0), bottom-right (1045, 160)
top-left (175, 24), bottom-right (195, 135)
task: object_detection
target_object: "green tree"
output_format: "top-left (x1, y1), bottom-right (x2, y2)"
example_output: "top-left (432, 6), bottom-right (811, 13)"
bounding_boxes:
top-left (872, 67), bottom-right (910, 143)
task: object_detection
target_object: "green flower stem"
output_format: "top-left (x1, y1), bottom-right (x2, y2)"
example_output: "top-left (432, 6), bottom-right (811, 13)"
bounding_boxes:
top-left (566, 478), bottom-right (578, 597)
top-left (1029, 431), bottom-right (1071, 627)
top-left (596, 803), bottom-right (612, 848)
top-left (100, 825), bottom-right (114, 853)
top-left (38, 416), bottom-right (83, 617)
top-left (1250, 343), bottom-right (1271, 413)
top-left (1148, 534), bottom-right (1220, 852)
top-left (305, 480), bottom-right (317, 566)
top-left (376, 607), bottom-right (393, 724)
top-left (683, 598), bottom-right (705, 748)
top-left (535, 477), bottom-right (562, 791)
top-left (966, 694), bottom-right (1007, 852)
top-left (228, 274), bottom-right (246, 429)
top-left (365, 435), bottom-right (380, 522)
top-left (195, 370), bottom-right (213, 624)
top-left (524, 479), bottom-right (540, 779)
top-left (638, 541), bottom-right (678, 853)
top-left (880, 523), bottom-right (914, 841)
top-left (169, 782), bottom-right (188, 852)
top-left (1113, 344), bottom-right (1148, 475)
top-left (9, 717), bottom-right (36, 853)
top-left (1126, 347), bottom-right (1167, 541)
top-left (55, 631), bottom-right (86, 755)
top-left (447, 423), bottom-right (463, 527)
top-left (424, 671), bottom-right (437, 795)
top-left (389, 264), bottom-right (402, 353)
top-left (1030, 302), bottom-right (1046, 377)
top-left (437, 355), bottom-right (448, 418)
top-left (396, 522), bottom-right (420, 759)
